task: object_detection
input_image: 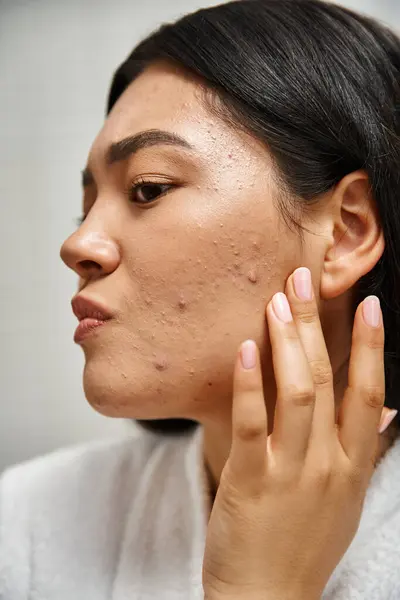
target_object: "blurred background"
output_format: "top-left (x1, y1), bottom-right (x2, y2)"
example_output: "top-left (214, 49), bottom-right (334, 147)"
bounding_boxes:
top-left (0, 0), bottom-right (398, 472)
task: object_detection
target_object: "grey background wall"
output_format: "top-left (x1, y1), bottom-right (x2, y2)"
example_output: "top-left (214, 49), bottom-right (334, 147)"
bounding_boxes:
top-left (0, 0), bottom-right (398, 473)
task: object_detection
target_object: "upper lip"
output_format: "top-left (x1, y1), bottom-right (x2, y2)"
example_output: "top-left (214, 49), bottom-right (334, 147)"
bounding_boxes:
top-left (71, 295), bottom-right (113, 322)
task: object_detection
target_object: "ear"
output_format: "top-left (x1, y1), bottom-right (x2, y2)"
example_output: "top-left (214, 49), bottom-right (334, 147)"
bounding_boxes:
top-left (320, 170), bottom-right (385, 300)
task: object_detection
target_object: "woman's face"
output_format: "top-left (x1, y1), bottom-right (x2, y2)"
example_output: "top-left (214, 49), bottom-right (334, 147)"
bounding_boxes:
top-left (60, 61), bottom-right (319, 423)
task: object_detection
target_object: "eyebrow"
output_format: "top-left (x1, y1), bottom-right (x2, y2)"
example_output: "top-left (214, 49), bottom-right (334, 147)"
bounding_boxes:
top-left (81, 129), bottom-right (195, 188)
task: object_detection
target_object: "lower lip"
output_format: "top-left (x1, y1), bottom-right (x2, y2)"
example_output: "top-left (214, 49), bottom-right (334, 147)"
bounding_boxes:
top-left (74, 318), bottom-right (109, 343)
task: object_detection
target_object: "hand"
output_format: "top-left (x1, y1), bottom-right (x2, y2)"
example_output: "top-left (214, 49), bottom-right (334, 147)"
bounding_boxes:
top-left (202, 267), bottom-right (386, 600)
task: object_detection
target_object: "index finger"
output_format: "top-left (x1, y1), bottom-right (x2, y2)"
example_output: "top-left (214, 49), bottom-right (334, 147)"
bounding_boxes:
top-left (337, 295), bottom-right (385, 469)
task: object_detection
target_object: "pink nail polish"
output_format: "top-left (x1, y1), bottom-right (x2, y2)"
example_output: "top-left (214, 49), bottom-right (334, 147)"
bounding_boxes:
top-left (363, 296), bottom-right (381, 328)
top-left (293, 267), bottom-right (312, 301)
top-left (379, 409), bottom-right (398, 434)
top-left (272, 293), bottom-right (293, 323)
top-left (241, 340), bottom-right (257, 369)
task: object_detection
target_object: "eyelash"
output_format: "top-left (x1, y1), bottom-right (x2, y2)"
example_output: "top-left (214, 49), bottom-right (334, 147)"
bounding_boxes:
top-left (75, 177), bottom-right (174, 227)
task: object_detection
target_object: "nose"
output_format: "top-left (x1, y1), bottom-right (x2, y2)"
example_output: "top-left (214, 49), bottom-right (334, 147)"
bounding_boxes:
top-left (60, 226), bottom-right (120, 280)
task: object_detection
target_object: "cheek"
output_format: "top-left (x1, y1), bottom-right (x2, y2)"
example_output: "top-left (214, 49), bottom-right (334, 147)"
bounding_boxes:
top-left (83, 213), bottom-right (299, 419)
top-left (172, 224), bottom-right (296, 362)
top-left (139, 227), bottom-right (282, 363)
top-left (126, 213), bottom-right (294, 357)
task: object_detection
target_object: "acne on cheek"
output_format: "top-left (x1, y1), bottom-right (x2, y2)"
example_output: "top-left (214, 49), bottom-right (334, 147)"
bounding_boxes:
top-left (247, 268), bottom-right (259, 283)
top-left (149, 236), bottom-right (268, 373)
top-left (197, 239), bottom-right (265, 294)
top-left (149, 291), bottom-right (188, 372)
top-left (154, 357), bottom-right (168, 371)
top-left (178, 300), bottom-right (187, 310)
top-left (226, 238), bottom-right (264, 286)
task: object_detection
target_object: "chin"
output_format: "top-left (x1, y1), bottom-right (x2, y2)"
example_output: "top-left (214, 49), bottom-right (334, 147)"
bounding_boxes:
top-left (81, 361), bottom-right (192, 420)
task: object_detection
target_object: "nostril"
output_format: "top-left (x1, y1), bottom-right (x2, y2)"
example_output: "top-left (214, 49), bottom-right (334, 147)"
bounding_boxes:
top-left (79, 260), bottom-right (101, 271)
top-left (75, 259), bottom-right (102, 279)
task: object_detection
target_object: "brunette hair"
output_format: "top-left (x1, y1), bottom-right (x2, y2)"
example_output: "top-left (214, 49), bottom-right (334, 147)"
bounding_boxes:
top-left (106, 0), bottom-right (400, 437)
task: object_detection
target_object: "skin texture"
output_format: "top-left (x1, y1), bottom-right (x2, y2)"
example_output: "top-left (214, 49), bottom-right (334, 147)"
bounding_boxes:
top-left (60, 60), bottom-right (394, 518)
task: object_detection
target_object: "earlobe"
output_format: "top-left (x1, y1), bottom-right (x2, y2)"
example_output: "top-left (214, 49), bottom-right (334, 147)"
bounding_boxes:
top-left (319, 170), bottom-right (385, 301)
top-left (319, 259), bottom-right (357, 301)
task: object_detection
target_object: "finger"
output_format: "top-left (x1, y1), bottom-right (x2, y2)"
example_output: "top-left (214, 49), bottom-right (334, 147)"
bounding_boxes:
top-left (229, 339), bottom-right (268, 490)
top-left (379, 407), bottom-right (398, 435)
top-left (267, 292), bottom-right (316, 467)
top-left (285, 268), bottom-right (336, 448)
top-left (338, 296), bottom-right (385, 469)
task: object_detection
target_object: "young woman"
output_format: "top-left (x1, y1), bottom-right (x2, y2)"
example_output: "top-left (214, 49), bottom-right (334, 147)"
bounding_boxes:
top-left (1, 0), bottom-right (400, 598)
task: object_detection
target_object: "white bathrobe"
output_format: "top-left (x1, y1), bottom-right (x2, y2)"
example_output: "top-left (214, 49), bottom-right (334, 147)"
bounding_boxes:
top-left (1, 424), bottom-right (400, 599)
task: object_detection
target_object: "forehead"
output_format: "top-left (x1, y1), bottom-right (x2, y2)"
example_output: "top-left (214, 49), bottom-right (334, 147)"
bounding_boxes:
top-left (90, 62), bottom-right (216, 154)
top-left (88, 61), bottom-right (268, 166)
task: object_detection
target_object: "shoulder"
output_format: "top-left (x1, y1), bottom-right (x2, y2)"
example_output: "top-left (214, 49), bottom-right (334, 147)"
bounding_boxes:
top-left (0, 430), bottom-right (170, 597)
top-left (0, 430), bottom-right (160, 511)
top-left (0, 430), bottom-right (163, 551)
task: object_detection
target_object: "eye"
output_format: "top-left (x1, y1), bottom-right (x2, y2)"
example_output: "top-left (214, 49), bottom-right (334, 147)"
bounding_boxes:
top-left (74, 178), bottom-right (175, 226)
top-left (126, 177), bottom-right (175, 206)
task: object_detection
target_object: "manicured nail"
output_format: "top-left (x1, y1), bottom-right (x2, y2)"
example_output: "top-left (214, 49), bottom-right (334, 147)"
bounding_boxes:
top-left (272, 293), bottom-right (293, 323)
top-left (363, 296), bottom-right (381, 328)
top-left (293, 267), bottom-right (312, 301)
top-left (240, 340), bottom-right (257, 369)
top-left (379, 409), bottom-right (398, 434)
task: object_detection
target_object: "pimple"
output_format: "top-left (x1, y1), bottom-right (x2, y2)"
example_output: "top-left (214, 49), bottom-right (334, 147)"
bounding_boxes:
top-left (247, 268), bottom-right (258, 283)
top-left (154, 357), bottom-right (168, 371)
top-left (178, 296), bottom-right (187, 310)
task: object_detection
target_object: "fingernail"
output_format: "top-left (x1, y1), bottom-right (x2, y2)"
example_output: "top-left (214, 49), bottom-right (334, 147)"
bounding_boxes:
top-left (293, 267), bottom-right (312, 301)
top-left (379, 409), bottom-right (398, 434)
top-left (240, 339), bottom-right (257, 369)
top-left (272, 293), bottom-right (293, 323)
top-left (363, 296), bottom-right (381, 328)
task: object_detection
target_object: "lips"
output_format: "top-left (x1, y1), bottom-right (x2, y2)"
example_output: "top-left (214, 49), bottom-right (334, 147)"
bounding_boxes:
top-left (71, 295), bottom-right (113, 343)
top-left (71, 295), bottom-right (113, 322)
